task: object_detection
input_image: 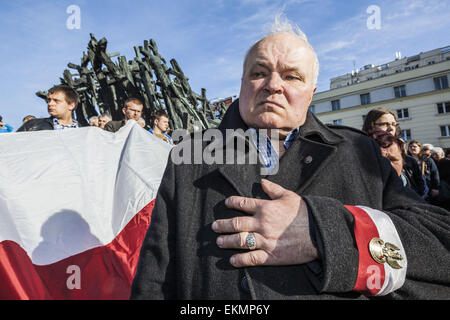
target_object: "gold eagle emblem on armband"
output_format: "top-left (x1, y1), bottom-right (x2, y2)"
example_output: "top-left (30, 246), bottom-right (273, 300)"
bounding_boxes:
top-left (369, 238), bottom-right (404, 269)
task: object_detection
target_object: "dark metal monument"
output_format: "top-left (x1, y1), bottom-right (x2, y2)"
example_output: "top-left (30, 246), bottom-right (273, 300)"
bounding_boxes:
top-left (36, 34), bottom-right (224, 131)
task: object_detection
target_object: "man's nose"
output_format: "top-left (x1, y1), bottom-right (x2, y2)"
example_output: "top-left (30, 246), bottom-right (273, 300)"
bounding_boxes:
top-left (264, 73), bottom-right (284, 94)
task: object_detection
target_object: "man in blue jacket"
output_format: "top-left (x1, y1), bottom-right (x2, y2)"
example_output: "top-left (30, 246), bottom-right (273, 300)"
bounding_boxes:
top-left (0, 115), bottom-right (13, 133)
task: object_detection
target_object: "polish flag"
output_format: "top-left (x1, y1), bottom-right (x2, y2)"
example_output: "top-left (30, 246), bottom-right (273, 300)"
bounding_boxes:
top-left (0, 121), bottom-right (172, 300)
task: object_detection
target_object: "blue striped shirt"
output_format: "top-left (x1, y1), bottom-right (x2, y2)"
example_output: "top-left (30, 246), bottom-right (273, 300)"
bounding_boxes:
top-left (249, 127), bottom-right (300, 174)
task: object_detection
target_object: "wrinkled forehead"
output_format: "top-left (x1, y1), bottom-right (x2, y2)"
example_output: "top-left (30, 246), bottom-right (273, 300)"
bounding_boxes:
top-left (125, 102), bottom-right (143, 110)
top-left (243, 33), bottom-right (315, 73)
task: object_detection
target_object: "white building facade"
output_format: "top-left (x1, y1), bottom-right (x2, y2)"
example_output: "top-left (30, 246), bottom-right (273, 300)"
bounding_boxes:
top-left (312, 46), bottom-right (450, 148)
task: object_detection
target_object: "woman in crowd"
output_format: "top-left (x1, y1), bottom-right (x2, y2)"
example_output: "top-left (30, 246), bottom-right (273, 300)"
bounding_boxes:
top-left (363, 108), bottom-right (426, 197)
top-left (362, 107), bottom-right (400, 137)
top-left (432, 147), bottom-right (450, 183)
top-left (369, 130), bottom-right (425, 197)
top-left (98, 113), bottom-right (112, 129)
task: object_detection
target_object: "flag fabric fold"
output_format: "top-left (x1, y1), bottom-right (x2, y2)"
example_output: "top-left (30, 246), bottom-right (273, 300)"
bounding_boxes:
top-left (0, 121), bottom-right (171, 299)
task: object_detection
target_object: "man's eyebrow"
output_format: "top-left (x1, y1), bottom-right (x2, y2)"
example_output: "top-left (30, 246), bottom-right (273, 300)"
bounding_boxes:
top-left (248, 61), bottom-right (270, 70)
top-left (279, 65), bottom-right (306, 80)
top-left (278, 63), bottom-right (302, 73)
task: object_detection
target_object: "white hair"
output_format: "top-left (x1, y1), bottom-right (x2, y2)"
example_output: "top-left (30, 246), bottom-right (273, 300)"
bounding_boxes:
top-left (432, 146), bottom-right (445, 158)
top-left (265, 13), bottom-right (309, 42)
top-left (99, 113), bottom-right (112, 121)
top-left (244, 14), bottom-right (320, 87)
top-left (137, 117), bottom-right (146, 127)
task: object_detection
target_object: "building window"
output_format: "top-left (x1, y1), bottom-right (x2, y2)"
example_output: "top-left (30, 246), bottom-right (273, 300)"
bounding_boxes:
top-left (333, 119), bottom-right (343, 125)
top-left (397, 108), bottom-right (409, 119)
top-left (360, 93), bottom-right (371, 105)
top-left (400, 129), bottom-right (411, 141)
top-left (437, 102), bottom-right (450, 114)
top-left (440, 125), bottom-right (450, 137)
top-left (394, 85), bottom-right (406, 98)
top-left (434, 76), bottom-right (449, 90)
top-left (331, 100), bottom-right (340, 111)
top-left (310, 104), bottom-right (315, 114)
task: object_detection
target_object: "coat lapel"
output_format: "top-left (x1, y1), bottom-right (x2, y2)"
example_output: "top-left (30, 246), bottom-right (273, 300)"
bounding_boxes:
top-left (217, 130), bottom-right (263, 198)
top-left (268, 137), bottom-right (338, 194)
top-left (216, 100), bottom-right (345, 197)
top-left (217, 99), bottom-right (262, 198)
top-left (270, 111), bottom-right (343, 194)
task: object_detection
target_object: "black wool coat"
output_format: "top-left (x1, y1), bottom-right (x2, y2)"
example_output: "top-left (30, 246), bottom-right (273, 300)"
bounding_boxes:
top-left (17, 117), bottom-right (54, 132)
top-left (131, 100), bottom-right (450, 300)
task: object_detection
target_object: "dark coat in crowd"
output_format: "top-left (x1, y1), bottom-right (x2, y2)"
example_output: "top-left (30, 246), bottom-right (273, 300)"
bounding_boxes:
top-left (131, 100), bottom-right (450, 300)
top-left (16, 117), bottom-right (85, 132)
top-left (435, 158), bottom-right (450, 210)
top-left (16, 117), bottom-right (54, 132)
top-left (421, 156), bottom-right (440, 191)
top-left (402, 154), bottom-right (426, 197)
top-left (104, 120), bottom-right (126, 133)
top-left (437, 158), bottom-right (450, 184)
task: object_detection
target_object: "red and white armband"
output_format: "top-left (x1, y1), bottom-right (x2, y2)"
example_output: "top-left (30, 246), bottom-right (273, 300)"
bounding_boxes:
top-left (345, 205), bottom-right (407, 296)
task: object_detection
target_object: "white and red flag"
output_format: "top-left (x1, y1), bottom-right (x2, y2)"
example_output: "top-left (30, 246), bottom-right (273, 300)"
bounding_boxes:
top-left (0, 121), bottom-right (172, 300)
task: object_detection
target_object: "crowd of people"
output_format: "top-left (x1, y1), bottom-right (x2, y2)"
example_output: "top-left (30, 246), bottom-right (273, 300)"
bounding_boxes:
top-left (362, 107), bottom-right (450, 210)
top-left (1, 16), bottom-right (450, 299)
top-left (1, 87), bottom-right (448, 211)
top-left (0, 85), bottom-right (173, 146)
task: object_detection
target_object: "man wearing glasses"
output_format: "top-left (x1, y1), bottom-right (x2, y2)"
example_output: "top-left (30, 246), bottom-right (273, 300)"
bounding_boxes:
top-left (104, 98), bottom-right (144, 133)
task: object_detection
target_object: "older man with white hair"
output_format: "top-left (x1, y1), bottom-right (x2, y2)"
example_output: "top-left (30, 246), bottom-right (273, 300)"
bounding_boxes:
top-left (131, 17), bottom-right (450, 300)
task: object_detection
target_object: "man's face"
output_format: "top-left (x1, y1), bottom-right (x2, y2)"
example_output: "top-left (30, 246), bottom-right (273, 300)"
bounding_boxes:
top-left (239, 32), bottom-right (317, 137)
top-left (123, 102), bottom-right (143, 121)
top-left (408, 143), bottom-right (420, 156)
top-left (155, 116), bottom-right (169, 132)
top-left (98, 116), bottom-right (109, 129)
top-left (381, 143), bottom-right (403, 176)
top-left (47, 91), bottom-right (75, 120)
top-left (431, 151), bottom-right (440, 162)
top-left (422, 146), bottom-right (432, 157)
top-left (381, 143), bottom-right (402, 162)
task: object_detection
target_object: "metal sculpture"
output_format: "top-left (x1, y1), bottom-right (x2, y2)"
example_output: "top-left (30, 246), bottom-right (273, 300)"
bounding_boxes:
top-left (37, 34), bottom-right (222, 131)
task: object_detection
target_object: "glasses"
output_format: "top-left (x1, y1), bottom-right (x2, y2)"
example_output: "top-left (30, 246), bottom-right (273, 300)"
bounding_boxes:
top-left (374, 122), bottom-right (397, 127)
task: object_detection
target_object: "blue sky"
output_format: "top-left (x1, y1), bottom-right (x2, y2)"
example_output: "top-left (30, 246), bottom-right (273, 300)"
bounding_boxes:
top-left (1, 0), bottom-right (449, 130)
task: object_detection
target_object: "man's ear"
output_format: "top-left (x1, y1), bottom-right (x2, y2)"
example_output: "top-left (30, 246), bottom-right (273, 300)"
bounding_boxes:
top-left (307, 87), bottom-right (318, 106)
top-left (122, 107), bottom-right (127, 115)
top-left (69, 103), bottom-right (77, 112)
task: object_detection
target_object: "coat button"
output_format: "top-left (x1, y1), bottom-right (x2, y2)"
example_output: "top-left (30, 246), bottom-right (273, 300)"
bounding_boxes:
top-left (304, 155), bottom-right (313, 164)
top-left (240, 276), bottom-right (250, 293)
